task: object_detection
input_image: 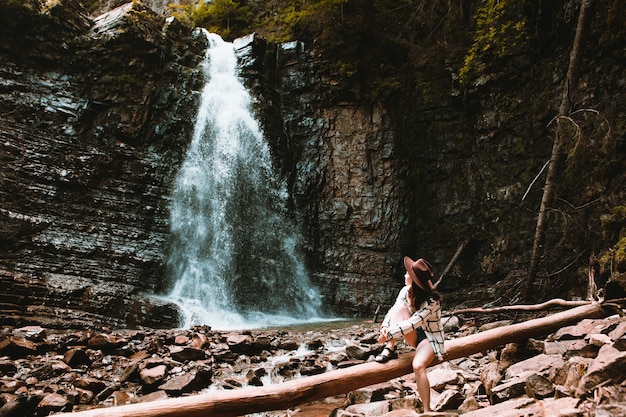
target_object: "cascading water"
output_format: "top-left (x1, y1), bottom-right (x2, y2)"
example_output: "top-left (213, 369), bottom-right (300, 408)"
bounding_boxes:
top-left (166, 30), bottom-right (325, 330)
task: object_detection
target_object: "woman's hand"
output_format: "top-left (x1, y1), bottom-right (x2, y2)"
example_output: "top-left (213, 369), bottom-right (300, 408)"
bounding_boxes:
top-left (378, 326), bottom-right (389, 343)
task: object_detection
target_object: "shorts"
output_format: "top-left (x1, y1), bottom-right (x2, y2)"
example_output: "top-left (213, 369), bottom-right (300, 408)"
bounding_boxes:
top-left (417, 327), bottom-right (427, 343)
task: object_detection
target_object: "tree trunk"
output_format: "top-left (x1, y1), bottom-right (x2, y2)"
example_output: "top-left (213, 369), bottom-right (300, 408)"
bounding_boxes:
top-left (54, 303), bottom-right (611, 417)
top-left (452, 298), bottom-right (590, 314)
top-left (526, 0), bottom-right (593, 302)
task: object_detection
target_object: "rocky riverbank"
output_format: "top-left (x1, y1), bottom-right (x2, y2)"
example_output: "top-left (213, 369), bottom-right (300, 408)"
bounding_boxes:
top-left (0, 309), bottom-right (625, 417)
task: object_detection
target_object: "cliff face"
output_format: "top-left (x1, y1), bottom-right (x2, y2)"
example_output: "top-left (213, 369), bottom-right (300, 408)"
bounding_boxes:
top-left (1, 0), bottom-right (624, 329)
top-left (0, 0), bottom-right (205, 328)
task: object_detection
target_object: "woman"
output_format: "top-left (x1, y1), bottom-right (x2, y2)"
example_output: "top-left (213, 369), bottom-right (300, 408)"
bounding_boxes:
top-left (376, 256), bottom-right (445, 413)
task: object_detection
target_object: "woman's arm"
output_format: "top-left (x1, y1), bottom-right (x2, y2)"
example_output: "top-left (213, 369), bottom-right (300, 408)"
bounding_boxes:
top-left (380, 287), bottom-right (407, 326)
top-left (385, 299), bottom-right (438, 339)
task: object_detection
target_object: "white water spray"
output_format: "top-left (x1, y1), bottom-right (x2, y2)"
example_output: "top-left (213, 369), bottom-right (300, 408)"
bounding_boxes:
top-left (166, 31), bottom-right (324, 330)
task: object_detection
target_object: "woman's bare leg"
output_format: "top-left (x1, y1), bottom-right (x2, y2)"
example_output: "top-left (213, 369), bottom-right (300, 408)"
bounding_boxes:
top-left (384, 306), bottom-right (417, 348)
top-left (412, 339), bottom-right (436, 412)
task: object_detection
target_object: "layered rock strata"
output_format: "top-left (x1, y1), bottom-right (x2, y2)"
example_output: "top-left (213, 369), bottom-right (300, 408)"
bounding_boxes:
top-left (0, 0), bottom-right (204, 328)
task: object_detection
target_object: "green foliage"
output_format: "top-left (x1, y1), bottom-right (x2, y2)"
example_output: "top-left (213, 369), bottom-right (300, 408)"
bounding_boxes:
top-left (168, 0), bottom-right (348, 42)
top-left (170, 0), bottom-right (254, 40)
top-left (601, 206), bottom-right (626, 241)
top-left (600, 206), bottom-right (626, 273)
top-left (460, 0), bottom-right (529, 85)
top-left (600, 236), bottom-right (626, 273)
top-left (79, 0), bottom-right (100, 13)
top-left (2, 0), bottom-right (42, 11)
top-left (255, 0), bottom-right (349, 43)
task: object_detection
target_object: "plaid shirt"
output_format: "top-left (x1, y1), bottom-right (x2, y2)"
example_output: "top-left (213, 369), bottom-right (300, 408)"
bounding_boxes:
top-left (382, 286), bottom-right (445, 360)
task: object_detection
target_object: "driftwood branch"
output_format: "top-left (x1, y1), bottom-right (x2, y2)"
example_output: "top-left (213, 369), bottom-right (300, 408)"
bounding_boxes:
top-left (451, 298), bottom-right (591, 315)
top-left (433, 239), bottom-right (468, 289)
top-left (54, 303), bottom-right (612, 417)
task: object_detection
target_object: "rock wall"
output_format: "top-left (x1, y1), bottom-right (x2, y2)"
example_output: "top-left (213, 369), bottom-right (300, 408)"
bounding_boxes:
top-left (234, 0), bottom-right (626, 314)
top-left (0, 0), bottom-right (205, 328)
top-left (236, 37), bottom-right (412, 314)
top-left (1, 0), bottom-right (625, 329)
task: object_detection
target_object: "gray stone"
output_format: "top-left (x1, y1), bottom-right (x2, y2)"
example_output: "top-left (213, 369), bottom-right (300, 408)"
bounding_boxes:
top-left (576, 344), bottom-right (626, 396)
top-left (504, 354), bottom-right (564, 381)
top-left (342, 400), bottom-right (391, 416)
top-left (524, 373), bottom-right (554, 399)
top-left (139, 364), bottom-right (167, 387)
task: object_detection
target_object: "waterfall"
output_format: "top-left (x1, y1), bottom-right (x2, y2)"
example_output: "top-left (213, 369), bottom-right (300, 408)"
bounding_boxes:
top-left (165, 31), bottom-right (324, 330)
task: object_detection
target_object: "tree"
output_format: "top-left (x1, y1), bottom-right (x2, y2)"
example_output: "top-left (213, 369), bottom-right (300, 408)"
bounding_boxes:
top-left (526, 0), bottom-right (593, 302)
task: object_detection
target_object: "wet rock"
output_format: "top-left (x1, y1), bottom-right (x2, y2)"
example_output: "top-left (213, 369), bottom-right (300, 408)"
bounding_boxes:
top-left (352, 382), bottom-right (394, 403)
top-left (251, 335), bottom-right (273, 352)
top-left (552, 319), bottom-right (602, 341)
top-left (0, 394), bottom-right (40, 417)
top-left (169, 345), bottom-right (206, 362)
top-left (0, 360), bottom-right (17, 376)
top-left (340, 400), bottom-right (391, 416)
top-left (300, 358), bottom-right (327, 376)
top-left (614, 337), bottom-right (626, 351)
top-left (0, 338), bottom-right (37, 358)
top-left (575, 344), bottom-right (626, 396)
top-left (524, 373), bottom-right (554, 399)
top-left (63, 348), bottom-right (93, 367)
top-left (87, 333), bottom-right (117, 351)
top-left (174, 335), bottom-right (189, 345)
top-left (96, 384), bottom-right (119, 402)
top-left (458, 396), bottom-right (480, 412)
top-left (278, 339), bottom-right (300, 351)
top-left (306, 339), bottom-right (324, 350)
top-left (246, 369), bottom-right (265, 387)
top-left (604, 272), bottom-right (626, 300)
top-left (211, 343), bottom-right (238, 364)
top-left (135, 390), bottom-right (168, 403)
top-left (119, 362), bottom-right (140, 383)
top-left (489, 377), bottom-right (526, 404)
top-left (139, 364), bottom-right (167, 388)
top-left (345, 342), bottom-right (371, 361)
top-left (504, 353), bottom-right (564, 381)
top-left (428, 367), bottom-right (464, 391)
top-left (226, 333), bottom-right (254, 354)
top-left (158, 370), bottom-right (211, 396)
top-left (434, 389), bottom-right (465, 411)
top-left (190, 333), bottom-right (208, 349)
top-left (13, 326), bottom-right (48, 343)
top-left (442, 315), bottom-right (462, 333)
top-left (73, 387), bottom-right (95, 405)
top-left (479, 361), bottom-right (502, 396)
top-left (73, 377), bottom-right (107, 395)
top-left (36, 393), bottom-right (71, 415)
top-left (103, 390), bottom-right (131, 407)
top-left (31, 362), bottom-right (69, 380)
top-left (555, 356), bottom-right (592, 394)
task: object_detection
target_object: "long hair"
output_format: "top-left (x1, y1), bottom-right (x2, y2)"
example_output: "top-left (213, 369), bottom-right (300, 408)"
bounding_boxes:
top-left (408, 281), bottom-right (442, 310)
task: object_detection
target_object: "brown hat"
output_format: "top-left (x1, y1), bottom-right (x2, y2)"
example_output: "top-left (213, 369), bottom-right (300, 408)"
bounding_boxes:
top-left (404, 256), bottom-right (434, 291)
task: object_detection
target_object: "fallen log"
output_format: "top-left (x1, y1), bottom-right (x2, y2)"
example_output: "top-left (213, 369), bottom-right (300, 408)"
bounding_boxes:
top-left (56, 302), bottom-right (613, 417)
top-left (452, 298), bottom-right (590, 315)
